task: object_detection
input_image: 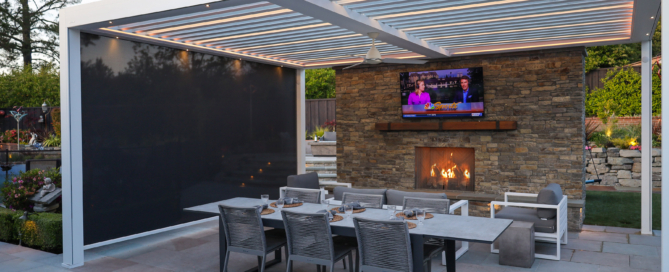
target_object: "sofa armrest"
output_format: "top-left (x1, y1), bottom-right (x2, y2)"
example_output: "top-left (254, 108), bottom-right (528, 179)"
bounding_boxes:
top-left (449, 200), bottom-right (468, 215)
top-left (503, 192), bottom-right (539, 202)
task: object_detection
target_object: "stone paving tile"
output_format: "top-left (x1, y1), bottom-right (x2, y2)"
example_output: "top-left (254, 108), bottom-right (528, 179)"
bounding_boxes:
top-left (630, 255), bottom-right (661, 271)
top-left (602, 242), bottom-right (659, 257)
top-left (570, 251), bottom-right (630, 268)
top-left (653, 230), bottom-right (661, 236)
top-left (605, 226), bottom-right (640, 234)
top-left (562, 239), bottom-right (602, 252)
top-left (125, 248), bottom-right (185, 271)
top-left (21, 264), bottom-right (71, 272)
top-left (156, 237), bottom-right (210, 252)
top-left (0, 243), bottom-right (32, 254)
top-left (596, 265), bottom-right (659, 272)
top-left (0, 252), bottom-right (19, 263)
top-left (452, 263), bottom-right (506, 272)
top-left (582, 225), bottom-right (607, 232)
top-left (629, 234), bottom-right (661, 246)
top-left (578, 231), bottom-right (628, 243)
top-left (0, 257), bottom-right (49, 272)
top-left (568, 232), bottom-right (579, 239)
top-left (479, 253), bottom-right (539, 271)
top-left (113, 263), bottom-right (175, 272)
top-left (533, 259), bottom-right (601, 272)
top-left (71, 256), bottom-right (139, 272)
top-left (9, 247), bottom-right (57, 261)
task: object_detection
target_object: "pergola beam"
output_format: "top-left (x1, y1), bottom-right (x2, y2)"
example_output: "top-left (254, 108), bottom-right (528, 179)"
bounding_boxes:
top-left (266, 0), bottom-right (449, 59)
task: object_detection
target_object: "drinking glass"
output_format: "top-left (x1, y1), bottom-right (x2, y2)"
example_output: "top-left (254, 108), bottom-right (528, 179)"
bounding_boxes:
top-left (261, 194), bottom-right (269, 204)
top-left (345, 205), bottom-right (353, 219)
top-left (387, 205), bottom-right (396, 219)
top-left (277, 199), bottom-right (285, 210)
top-left (321, 199), bottom-right (329, 210)
top-left (416, 209), bottom-right (426, 227)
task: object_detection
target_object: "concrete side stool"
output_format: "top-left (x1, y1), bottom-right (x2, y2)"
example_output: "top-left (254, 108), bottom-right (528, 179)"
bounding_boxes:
top-left (499, 221), bottom-right (535, 268)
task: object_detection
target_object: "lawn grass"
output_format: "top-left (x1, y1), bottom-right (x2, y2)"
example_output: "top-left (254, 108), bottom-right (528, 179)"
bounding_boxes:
top-left (584, 191), bottom-right (661, 229)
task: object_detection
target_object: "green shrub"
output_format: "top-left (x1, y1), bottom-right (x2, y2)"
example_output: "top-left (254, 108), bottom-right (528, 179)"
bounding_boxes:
top-left (588, 131), bottom-right (609, 147)
top-left (42, 135), bottom-right (61, 147)
top-left (0, 65), bottom-right (60, 108)
top-left (586, 66), bottom-right (661, 117)
top-left (0, 208), bottom-right (62, 252)
top-left (1, 168), bottom-right (61, 211)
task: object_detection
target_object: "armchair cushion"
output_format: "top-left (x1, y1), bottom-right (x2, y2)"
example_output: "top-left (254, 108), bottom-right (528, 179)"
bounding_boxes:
top-left (286, 172), bottom-right (320, 189)
top-left (495, 207), bottom-right (556, 233)
top-left (385, 189), bottom-right (448, 206)
top-left (536, 183), bottom-right (563, 219)
top-left (333, 187), bottom-right (387, 202)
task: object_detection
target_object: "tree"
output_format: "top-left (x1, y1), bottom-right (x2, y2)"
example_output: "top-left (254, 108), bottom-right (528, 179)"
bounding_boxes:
top-left (305, 68), bottom-right (335, 99)
top-left (0, 0), bottom-right (80, 68)
top-left (585, 21), bottom-right (661, 73)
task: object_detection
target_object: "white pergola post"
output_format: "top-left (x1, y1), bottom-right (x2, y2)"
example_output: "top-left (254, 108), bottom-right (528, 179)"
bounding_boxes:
top-left (59, 27), bottom-right (85, 268)
top-left (296, 69), bottom-right (306, 174)
top-left (662, 2), bottom-right (669, 270)
top-left (641, 40), bottom-right (653, 235)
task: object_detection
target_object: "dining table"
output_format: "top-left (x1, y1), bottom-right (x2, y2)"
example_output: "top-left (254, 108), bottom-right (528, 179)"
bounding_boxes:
top-left (185, 197), bottom-right (513, 272)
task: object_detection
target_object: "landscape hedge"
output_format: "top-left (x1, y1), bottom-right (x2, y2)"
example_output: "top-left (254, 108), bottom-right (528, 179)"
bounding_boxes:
top-left (0, 207), bottom-right (62, 252)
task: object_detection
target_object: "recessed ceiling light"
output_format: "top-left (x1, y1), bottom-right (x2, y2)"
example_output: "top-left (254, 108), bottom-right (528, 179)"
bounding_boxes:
top-left (647, 33), bottom-right (650, 36)
top-left (651, 16), bottom-right (655, 19)
top-left (109, 21), bottom-right (113, 24)
top-left (186, 49), bottom-right (189, 51)
top-left (115, 36), bottom-right (119, 39)
top-left (206, 4), bottom-right (210, 7)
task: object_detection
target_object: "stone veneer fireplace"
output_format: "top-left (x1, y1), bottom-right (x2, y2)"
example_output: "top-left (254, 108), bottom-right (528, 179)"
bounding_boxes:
top-left (415, 147), bottom-right (475, 191)
top-left (334, 47), bottom-right (587, 230)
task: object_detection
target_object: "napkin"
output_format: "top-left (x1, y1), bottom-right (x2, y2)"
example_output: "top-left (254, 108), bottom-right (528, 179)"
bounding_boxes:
top-left (317, 209), bottom-right (336, 219)
top-left (403, 208), bottom-right (423, 217)
top-left (345, 201), bottom-right (363, 210)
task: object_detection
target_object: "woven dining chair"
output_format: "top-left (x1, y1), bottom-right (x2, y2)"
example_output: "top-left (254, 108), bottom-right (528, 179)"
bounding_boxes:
top-left (281, 210), bottom-right (354, 272)
top-left (285, 187), bottom-right (322, 204)
top-left (218, 204), bottom-right (287, 272)
top-left (353, 217), bottom-right (441, 272)
top-left (402, 197), bottom-right (451, 215)
top-left (341, 192), bottom-right (384, 209)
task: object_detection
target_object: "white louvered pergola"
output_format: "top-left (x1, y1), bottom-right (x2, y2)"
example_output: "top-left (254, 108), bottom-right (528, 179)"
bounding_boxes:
top-left (58, 0), bottom-right (666, 270)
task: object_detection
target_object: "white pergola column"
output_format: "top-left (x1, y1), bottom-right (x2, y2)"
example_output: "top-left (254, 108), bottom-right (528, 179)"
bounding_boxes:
top-left (641, 40), bottom-right (653, 235)
top-left (662, 2), bottom-right (669, 270)
top-left (296, 69), bottom-right (306, 174)
top-left (59, 27), bottom-right (84, 268)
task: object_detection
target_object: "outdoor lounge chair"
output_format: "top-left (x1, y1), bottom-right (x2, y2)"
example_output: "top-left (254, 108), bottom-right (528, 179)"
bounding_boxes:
top-left (490, 183), bottom-right (568, 260)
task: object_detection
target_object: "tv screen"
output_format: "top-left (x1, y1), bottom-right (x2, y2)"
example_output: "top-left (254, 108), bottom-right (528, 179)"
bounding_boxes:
top-left (400, 67), bottom-right (484, 118)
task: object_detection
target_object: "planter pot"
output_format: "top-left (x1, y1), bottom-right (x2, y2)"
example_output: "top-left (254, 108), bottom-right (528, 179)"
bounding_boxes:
top-left (309, 141), bottom-right (336, 156)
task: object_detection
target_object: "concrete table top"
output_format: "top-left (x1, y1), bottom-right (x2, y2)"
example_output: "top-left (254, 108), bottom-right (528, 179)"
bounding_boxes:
top-left (185, 197), bottom-right (512, 244)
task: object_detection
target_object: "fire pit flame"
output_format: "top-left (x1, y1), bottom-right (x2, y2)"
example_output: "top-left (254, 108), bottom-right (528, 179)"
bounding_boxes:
top-left (464, 169), bottom-right (470, 179)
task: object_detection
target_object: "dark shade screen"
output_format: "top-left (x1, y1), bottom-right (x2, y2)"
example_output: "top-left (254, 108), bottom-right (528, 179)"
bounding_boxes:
top-left (80, 33), bottom-right (296, 244)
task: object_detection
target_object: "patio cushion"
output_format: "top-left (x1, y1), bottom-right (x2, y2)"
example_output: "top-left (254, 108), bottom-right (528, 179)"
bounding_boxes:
top-left (385, 189), bottom-right (448, 206)
top-left (333, 187), bottom-right (387, 202)
top-left (536, 183), bottom-right (562, 219)
top-left (286, 172), bottom-right (320, 189)
top-left (495, 207), bottom-right (556, 233)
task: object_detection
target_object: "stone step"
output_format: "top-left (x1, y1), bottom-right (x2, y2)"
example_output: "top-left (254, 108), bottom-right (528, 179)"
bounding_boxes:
top-left (306, 166), bottom-right (336, 171)
top-left (317, 173), bottom-right (337, 178)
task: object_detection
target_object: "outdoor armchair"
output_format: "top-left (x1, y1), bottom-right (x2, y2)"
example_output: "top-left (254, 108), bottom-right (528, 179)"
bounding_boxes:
top-left (284, 187), bottom-right (322, 204)
top-left (490, 183), bottom-right (568, 260)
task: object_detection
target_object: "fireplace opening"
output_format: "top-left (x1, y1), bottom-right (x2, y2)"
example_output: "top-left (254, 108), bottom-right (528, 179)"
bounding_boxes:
top-left (415, 147), bottom-right (475, 191)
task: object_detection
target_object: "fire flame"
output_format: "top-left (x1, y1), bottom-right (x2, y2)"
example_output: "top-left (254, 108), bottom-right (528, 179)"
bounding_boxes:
top-left (464, 169), bottom-right (470, 179)
top-left (441, 167), bottom-right (455, 179)
top-left (431, 168), bottom-right (435, 177)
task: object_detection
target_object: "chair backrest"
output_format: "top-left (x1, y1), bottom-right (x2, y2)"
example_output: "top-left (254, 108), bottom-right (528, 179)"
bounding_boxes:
top-left (281, 210), bottom-right (335, 262)
top-left (333, 187), bottom-right (387, 202)
top-left (285, 187), bottom-right (321, 204)
top-left (403, 197), bottom-right (451, 214)
top-left (342, 193), bottom-right (384, 209)
top-left (353, 217), bottom-right (413, 272)
top-left (218, 205), bottom-right (266, 253)
top-left (287, 172), bottom-right (320, 189)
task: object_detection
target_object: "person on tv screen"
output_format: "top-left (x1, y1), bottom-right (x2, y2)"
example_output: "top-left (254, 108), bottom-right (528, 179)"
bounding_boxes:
top-left (408, 80), bottom-right (431, 105)
top-left (453, 76), bottom-right (479, 103)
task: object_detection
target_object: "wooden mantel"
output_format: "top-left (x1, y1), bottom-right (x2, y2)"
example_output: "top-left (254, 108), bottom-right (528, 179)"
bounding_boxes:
top-left (374, 121), bottom-right (517, 131)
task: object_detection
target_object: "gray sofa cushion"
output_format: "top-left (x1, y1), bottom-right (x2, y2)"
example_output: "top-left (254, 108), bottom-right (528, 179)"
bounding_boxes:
top-left (385, 189), bottom-right (447, 206)
top-left (286, 172), bottom-right (320, 189)
top-left (495, 207), bottom-right (556, 233)
top-left (536, 183), bottom-right (563, 219)
top-left (333, 187), bottom-right (387, 203)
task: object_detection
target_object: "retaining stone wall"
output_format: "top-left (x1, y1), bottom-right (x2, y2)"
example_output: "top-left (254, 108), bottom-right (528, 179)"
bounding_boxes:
top-left (586, 147), bottom-right (662, 187)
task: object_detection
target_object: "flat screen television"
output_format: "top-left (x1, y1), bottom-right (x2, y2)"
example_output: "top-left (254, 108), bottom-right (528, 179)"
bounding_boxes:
top-left (400, 67), bottom-right (484, 118)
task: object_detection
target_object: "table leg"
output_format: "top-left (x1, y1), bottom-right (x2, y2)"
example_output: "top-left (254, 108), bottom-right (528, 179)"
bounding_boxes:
top-left (411, 235), bottom-right (425, 272)
top-left (445, 239), bottom-right (456, 272)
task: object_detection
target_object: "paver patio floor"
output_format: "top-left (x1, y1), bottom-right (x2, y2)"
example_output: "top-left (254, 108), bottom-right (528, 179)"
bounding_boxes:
top-left (0, 220), bottom-right (661, 271)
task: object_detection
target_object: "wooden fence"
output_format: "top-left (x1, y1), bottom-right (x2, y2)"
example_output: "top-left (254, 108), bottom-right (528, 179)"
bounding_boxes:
top-left (586, 66), bottom-right (641, 92)
top-left (0, 107), bottom-right (53, 133)
top-left (306, 99), bottom-right (335, 133)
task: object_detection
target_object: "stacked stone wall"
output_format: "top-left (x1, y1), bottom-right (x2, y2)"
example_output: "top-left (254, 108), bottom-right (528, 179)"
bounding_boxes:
top-left (586, 147), bottom-right (662, 187)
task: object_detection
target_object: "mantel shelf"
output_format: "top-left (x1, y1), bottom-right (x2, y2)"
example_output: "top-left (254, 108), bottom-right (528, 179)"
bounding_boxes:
top-left (375, 121), bottom-right (517, 131)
